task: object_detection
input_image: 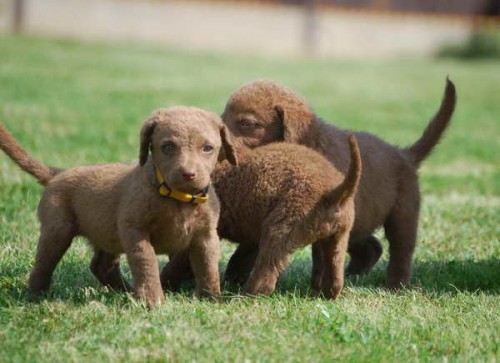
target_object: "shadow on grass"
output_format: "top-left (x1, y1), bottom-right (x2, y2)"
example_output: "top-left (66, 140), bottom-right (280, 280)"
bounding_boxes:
top-left (274, 256), bottom-right (500, 297)
top-left (1, 256), bottom-right (498, 307)
top-left (0, 261), bottom-right (133, 308)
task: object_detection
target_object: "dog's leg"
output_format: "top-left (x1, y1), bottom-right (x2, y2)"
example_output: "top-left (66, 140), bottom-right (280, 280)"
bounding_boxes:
top-left (90, 249), bottom-right (131, 292)
top-left (243, 222), bottom-right (293, 296)
top-left (189, 230), bottom-right (221, 299)
top-left (384, 185), bottom-right (420, 289)
top-left (28, 225), bottom-right (74, 297)
top-left (120, 229), bottom-right (164, 307)
top-left (243, 239), bottom-right (289, 296)
top-left (224, 244), bottom-right (258, 287)
top-left (244, 205), bottom-right (303, 296)
top-left (346, 236), bottom-right (383, 275)
top-left (318, 230), bottom-right (350, 299)
top-left (160, 250), bottom-right (193, 292)
top-left (311, 243), bottom-right (323, 291)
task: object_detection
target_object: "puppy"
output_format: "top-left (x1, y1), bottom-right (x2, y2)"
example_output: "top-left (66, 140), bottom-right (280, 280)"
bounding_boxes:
top-left (221, 79), bottom-right (456, 289)
top-left (163, 135), bottom-right (362, 299)
top-left (0, 107), bottom-right (237, 307)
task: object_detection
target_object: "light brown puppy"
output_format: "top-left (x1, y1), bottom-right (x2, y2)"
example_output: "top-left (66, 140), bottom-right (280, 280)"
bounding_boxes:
top-left (0, 107), bottom-right (237, 307)
top-left (221, 79), bottom-right (456, 289)
top-left (163, 136), bottom-right (362, 298)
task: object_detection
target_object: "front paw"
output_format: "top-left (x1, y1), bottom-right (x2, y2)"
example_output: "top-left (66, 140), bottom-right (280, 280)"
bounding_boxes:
top-left (135, 286), bottom-right (165, 308)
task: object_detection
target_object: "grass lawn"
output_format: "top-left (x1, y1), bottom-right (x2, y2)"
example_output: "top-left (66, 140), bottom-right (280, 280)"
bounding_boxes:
top-left (0, 36), bottom-right (498, 362)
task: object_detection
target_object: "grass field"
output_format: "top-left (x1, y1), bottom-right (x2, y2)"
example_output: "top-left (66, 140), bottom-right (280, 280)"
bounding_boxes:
top-left (0, 36), bottom-right (499, 362)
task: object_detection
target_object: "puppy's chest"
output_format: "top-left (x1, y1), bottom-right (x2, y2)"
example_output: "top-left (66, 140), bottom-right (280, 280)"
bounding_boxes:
top-left (149, 207), bottom-right (199, 254)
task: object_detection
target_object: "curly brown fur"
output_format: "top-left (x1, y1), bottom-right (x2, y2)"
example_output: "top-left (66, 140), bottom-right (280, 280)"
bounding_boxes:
top-left (163, 136), bottom-right (361, 298)
top-left (0, 107), bottom-right (237, 307)
top-left (221, 78), bottom-right (456, 289)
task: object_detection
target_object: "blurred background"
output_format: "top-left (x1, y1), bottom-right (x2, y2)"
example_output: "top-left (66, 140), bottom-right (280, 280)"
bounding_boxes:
top-left (1, 0), bottom-right (499, 58)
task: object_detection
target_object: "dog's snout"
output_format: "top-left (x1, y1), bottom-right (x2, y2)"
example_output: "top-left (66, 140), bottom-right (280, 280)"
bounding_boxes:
top-left (181, 170), bottom-right (196, 181)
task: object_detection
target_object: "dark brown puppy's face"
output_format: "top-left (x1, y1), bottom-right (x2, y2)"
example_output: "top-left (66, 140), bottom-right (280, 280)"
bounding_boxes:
top-left (222, 104), bottom-right (284, 149)
top-left (140, 107), bottom-right (237, 194)
top-left (222, 81), bottom-right (315, 149)
top-left (221, 82), bottom-right (285, 149)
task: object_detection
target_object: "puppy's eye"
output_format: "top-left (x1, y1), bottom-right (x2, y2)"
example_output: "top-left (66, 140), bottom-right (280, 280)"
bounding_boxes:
top-left (239, 119), bottom-right (256, 129)
top-left (162, 142), bottom-right (176, 154)
top-left (202, 145), bottom-right (214, 153)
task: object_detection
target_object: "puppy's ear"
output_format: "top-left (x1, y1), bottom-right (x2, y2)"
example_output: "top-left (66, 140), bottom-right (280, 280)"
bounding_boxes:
top-left (139, 117), bottom-right (157, 166)
top-left (219, 125), bottom-right (238, 166)
top-left (274, 103), bottom-right (315, 144)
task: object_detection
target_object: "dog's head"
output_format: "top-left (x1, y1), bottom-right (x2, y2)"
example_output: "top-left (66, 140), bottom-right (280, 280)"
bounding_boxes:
top-left (221, 80), bottom-right (316, 149)
top-left (139, 106), bottom-right (237, 194)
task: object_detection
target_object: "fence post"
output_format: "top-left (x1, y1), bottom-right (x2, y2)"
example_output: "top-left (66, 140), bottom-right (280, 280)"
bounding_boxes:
top-left (13, 0), bottom-right (24, 33)
top-left (303, 0), bottom-right (319, 55)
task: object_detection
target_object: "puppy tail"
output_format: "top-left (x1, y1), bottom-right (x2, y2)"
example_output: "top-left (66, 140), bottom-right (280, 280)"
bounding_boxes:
top-left (329, 134), bottom-right (362, 207)
top-left (0, 124), bottom-right (61, 185)
top-left (405, 78), bottom-right (456, 167)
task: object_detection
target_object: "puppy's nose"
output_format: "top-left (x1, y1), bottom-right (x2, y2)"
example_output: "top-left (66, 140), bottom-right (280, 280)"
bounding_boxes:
top-left (182, 170), bottom-right (196, 181)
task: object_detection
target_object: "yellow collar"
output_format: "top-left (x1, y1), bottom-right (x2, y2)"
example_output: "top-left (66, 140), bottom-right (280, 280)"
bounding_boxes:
top-left (154, 167), bottom-right (209, 204)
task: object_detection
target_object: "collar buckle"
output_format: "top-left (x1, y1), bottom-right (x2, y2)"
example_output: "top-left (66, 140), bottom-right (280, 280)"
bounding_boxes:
top-left (154, 166), bottom-right (209, 204)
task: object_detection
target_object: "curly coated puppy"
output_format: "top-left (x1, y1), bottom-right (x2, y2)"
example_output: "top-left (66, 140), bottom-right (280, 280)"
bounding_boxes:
top-left (162, 135), bottom-right (362, 298)
top-left (0, 107), bottom-right (237, 307)
top-left (221, 79), bottom-right (456, 289)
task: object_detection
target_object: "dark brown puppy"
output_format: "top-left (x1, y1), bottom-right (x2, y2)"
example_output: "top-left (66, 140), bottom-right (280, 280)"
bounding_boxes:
top-left (163, 136), bottom-right (362, 298)
top-left (0, 107), bottom-right (237, 307)
top-left (221, 79), bottom-right (456, 289)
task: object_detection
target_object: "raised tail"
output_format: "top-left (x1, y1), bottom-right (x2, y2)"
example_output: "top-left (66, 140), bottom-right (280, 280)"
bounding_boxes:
top-left (404, 78), bottom-right (457, 167)
top-left (0, 124), bottom-right (60, 185)
top-left (326, 134), bottom-right (362, 207)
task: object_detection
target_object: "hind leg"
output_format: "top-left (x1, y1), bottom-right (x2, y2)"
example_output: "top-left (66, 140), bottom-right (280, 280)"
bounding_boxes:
top-left (346, 236), bottom-right (383, 275)
top-left (160, 250), bottom-right (193, 292)
top-left (90, 249), bottom-right (131, 292)
top-left (28, 225), bottom-right (75, 297)
top-left (224, 244), bottom-right (258, 287)
top-left (311, 243), bottom-right (323, 291)
top-left (384, 186), bottom-right (420, 289)
top-left (243, 225), bottom-right (292, 296)
top-left (318, 232), bottom-right (350, 299)
top-left (243, 244), bottom-right (289, 296)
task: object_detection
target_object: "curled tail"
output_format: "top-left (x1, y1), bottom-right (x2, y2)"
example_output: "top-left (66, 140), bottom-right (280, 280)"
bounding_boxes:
top-left (326, 134), bottom-right (362, 207)
top-left (405, 78), bottom-right (457, 167)
top-left (0, 124), bottom-right (60, 185)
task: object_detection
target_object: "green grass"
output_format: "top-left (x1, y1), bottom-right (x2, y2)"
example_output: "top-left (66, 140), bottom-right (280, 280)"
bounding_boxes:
top-left (0, 35), bottom-right (499, 362)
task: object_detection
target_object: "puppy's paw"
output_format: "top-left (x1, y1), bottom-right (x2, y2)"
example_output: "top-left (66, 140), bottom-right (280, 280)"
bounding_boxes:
top-left (26, 288), bottom-right (47, 303)
top-left (27, 276), bottom-right (51, 301)
top-left (320, 277), bottom-right (344, 300)
top-left (386, 280), bottom-right (409, 291)
top-left (135, 286), bottom-right (165, 308)
top-left (196, 286), bottom-right (221, 302)
top-left (386, 271), bottom-right (411, 291)
top-left (243, 280), bottom-right (275, 297)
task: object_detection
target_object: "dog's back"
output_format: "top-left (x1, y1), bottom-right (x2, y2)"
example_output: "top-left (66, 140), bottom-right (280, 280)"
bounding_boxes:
top-left (215, 141), bottom-right (358, 246)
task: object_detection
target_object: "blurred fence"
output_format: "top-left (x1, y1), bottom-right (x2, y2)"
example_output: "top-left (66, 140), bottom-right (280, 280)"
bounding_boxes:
top-left (213, 0), bottom-right (500, 16)
top-left (0, 0), bottom-right (498, 58)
